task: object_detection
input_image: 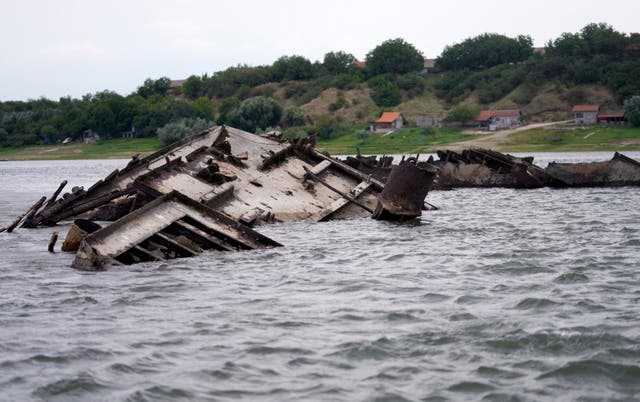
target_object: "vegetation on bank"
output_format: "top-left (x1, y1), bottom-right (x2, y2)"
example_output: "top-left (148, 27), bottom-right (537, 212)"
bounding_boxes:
top-left (0, 137), bottom-right (162, 160)
top-left (500, 125), bottom-right (640, 152)
top-left (1, 22), bottom-right (639, 152)
top-left (1, 125), bottom-right (639, 160)
top-left (315, 127), bottom-right (475, 154)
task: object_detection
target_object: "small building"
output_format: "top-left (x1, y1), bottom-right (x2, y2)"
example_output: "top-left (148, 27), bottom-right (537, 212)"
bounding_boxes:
top-left (353, 60), bottom-right (366, 69)
top-left (475, 110), bottom-right (522, 130)
top-left (597, 111), bottom-right (625, 125)
top-left (421, 58), bottom-right (436, 74)
top-left (169, 79), bottom-right (186, 89)
top-left (370, 112), bottom-right (405, 134)
top-left (572, 105), bottom-right (600, 125)
top-left (533, 47), bottom-right (547, 56)
top-left (416, 116), bottom-right (443, 128)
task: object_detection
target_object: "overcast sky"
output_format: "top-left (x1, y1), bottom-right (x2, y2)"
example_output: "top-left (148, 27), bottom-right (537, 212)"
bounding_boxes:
top-left (1, 0), bottom-right (638, 101)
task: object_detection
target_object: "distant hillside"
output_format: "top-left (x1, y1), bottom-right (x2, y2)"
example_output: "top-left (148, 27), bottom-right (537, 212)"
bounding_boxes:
top-left (1, 23), bottom-right (638, 148)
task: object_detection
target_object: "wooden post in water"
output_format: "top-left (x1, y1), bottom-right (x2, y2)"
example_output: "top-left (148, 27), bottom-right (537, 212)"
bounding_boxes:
top-left (48, 231), bottom-right (58, 253)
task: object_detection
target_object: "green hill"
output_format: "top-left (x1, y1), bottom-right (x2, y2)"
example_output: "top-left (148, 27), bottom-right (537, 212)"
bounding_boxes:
top-left (1, 22), bottom-right (639, 154)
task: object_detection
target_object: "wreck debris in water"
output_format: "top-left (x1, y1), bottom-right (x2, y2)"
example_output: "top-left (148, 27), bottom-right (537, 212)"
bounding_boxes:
top-left (350, 148), bottom-right (640, 190)
top-left (545, 152), bottom-right (640, 187)
top-left (72, 191), bottom-right (282, 270)
top-left (5, 125), bottom-right (437, 270)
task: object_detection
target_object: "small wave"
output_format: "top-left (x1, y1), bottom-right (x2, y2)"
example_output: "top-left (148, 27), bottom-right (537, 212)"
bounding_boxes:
top-left (33, 374), bottom-right (107, 398)
top-left (287, 357), bottom-right (317, 367)
top-left (449, 312), bottom-right (477, 321)
top-left (386, 312), bottom-right (418, 321)
top-left (486, 331), bottom-right (636, 355)
top-left (456, 294), bottom-right (490, 305)
top-left (421, 293), bottom-right (451, 302)
top-left (476, 366), bottom-right (525, 380)
top-left (338, 313), bottom-right (367, 321)
top-left (330, 338), bottom-right (394, 361)
top-left (447, 381), bottom-right (495, 393)
top-left (514, 297), bottom-right (560, 310)
top-left (245, 346), bottom-right (314, 356)
top-left (537, 360), bottom-right (640, 389)
top-left (273, 320), bottom-right (311, 328)
top-left (554, 272), bottom-right (590, 284)
top-left (61, 296), bottom-right (98, 304)
top-left (126, 385), bottom-right (194, 401)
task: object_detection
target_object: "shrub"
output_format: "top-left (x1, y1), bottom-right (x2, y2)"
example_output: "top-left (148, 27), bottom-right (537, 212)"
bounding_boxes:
top-left (311, 114), bottom-right (343, 139)
top-left (355, 129), bottom-right (369, 140)
top-left (371, 80), bottom-right (402, 107)
top-left (624, 96), bottom-right (640, 126)
top-left (396, 73), bottom-right (426, 98)
top-left (230, 96), bottom-right (283, 132)
top-left (329, 91), bottom-right (347, 111)
top-left (420, 126), bottom-right (436, 135)
top-left (158, 118), bottom-right (215, 145)
top-left (446, 105), bottom-right (479, 123)
top-left (281, 106), bottom-right (306, 127)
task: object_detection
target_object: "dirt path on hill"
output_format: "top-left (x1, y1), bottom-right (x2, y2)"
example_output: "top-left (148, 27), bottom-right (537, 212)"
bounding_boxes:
top-left (442, 120), bottom-right (572, 150)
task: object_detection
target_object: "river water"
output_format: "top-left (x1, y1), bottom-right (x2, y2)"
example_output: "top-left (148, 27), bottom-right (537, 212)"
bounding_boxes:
top-left (1, 152), bottom-right (639, 401)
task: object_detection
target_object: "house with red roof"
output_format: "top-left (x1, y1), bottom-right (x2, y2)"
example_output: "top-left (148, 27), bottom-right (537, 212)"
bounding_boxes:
top-left (597, 111), bottom-right (625, 125)
top-left (475, 109), bottom-right (522, 130)
top-left (572, 105), bottom-right (600, 125)
top-left (371, 112), bottom-right (405, 134)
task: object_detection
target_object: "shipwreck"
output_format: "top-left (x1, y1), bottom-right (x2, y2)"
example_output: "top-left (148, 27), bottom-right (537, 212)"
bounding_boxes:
top-left (2, 126), bottom-right (437, 270)
top-left (345, 148), bottom-right (640, 190)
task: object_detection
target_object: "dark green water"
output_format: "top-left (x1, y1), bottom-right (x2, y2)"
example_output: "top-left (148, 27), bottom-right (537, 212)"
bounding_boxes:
top-left (1, 153), bottom-right (639, 401)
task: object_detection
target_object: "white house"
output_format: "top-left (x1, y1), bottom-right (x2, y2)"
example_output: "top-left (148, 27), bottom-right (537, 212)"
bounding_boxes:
top-left (475, 110), bottom-right (522, 130)
top-left (572, 105), bottom-right (599, 125)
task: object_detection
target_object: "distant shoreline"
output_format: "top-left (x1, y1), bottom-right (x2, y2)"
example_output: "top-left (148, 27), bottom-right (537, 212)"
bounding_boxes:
top-left (1, 125), bottom-right (639, 161)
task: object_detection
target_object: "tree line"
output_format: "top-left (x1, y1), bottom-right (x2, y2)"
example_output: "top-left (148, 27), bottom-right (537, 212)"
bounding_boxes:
top-left (1, 23), bottom-right (639, 147)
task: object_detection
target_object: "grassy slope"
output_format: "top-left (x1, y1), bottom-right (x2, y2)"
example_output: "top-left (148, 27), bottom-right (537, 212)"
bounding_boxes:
top-left (499, 125), bottom-right (640, 152)
top-left (316, 128), bottom-right (475, 155)
top-left (0, 137), bottom-right (162, 160)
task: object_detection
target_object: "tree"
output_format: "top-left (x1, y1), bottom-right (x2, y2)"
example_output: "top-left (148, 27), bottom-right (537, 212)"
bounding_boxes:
top-left (87, 102), bottom-right (116, 135)
top-left (157, 118), bottom-right (216, 145)
top-left (281, 106), bottom-right (306, 127)
top-left (446, 105), bottom-right (479, 123)
top-left (323, 51), bottom-right (356, 75)
top-left (216, 97), bottom-right (240, 125)
top-left (0, 127), bottom-right (8, 145)
top-left (193, 96), bottom-right (214, 120)
top-left (437, 33), bottom-right (533, 71)
top-left (624, 96), bottom-right (640, 126)
top-left (137, 77), bottom-right (171, 98)
top-left (230, 96), bottom-right (283, 132)
top-left (365, 38), bottom-right (424, 76)
top-left (183, 75), bottom-right (203, 99)
top-left (270, 55), bottom-right (316, 81)
top-left (369, 77), bottom-right (402, 107)
top-left (311, 114), bottom-right (343, 139)
top-left (548, 23), bottom-right (628, 59)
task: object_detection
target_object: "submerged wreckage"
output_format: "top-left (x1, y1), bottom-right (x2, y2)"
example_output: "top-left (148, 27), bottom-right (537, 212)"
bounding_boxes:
top-left (4, 125), bottom-right (640, 271)
top-left (2, 126), bottom-right (436, 270)
top-left (346, 148), bottom-right (640, 190)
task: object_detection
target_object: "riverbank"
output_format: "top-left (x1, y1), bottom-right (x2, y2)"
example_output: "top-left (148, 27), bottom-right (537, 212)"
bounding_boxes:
top-left (317, 125), bottom-right (640, 154)
top-left (1, 126), bottom-right (639, 160)
top-left (0, 137), bottom-right (162, 160)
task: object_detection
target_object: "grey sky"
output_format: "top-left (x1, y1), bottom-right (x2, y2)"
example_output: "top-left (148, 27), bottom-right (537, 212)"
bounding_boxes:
top-left (1, 0), bottom-right (638, 101)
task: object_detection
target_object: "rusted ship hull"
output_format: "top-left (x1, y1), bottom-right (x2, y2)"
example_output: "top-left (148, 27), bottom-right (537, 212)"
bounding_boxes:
top-left (545, 152), bottom-right (640, 187)
top-left (5, 125), bottom-right (436, 270)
